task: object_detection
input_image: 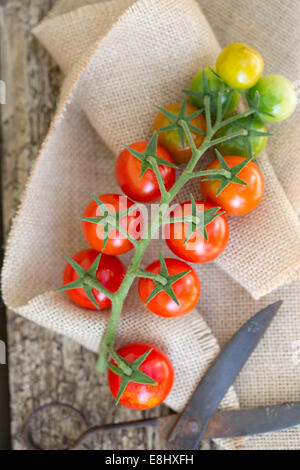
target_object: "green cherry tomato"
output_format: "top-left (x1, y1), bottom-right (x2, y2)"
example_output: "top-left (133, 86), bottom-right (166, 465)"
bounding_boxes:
top-left (216, 43), bottom-right (264, 90)
top-left (248, 74), bottom-right (297, 122)
top-left (188, 67), bottom-right (241, 119)
top-left (215, 116), bottom-right (268, 159)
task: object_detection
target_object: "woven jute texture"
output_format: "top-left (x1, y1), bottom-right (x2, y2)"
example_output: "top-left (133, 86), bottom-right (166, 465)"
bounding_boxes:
top-left (2, 0), bottom-right (300, 450)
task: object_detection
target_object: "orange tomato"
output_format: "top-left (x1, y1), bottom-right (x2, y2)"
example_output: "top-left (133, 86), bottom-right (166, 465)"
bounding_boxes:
top-left (153, 103), bottom-right (206, 164)
top-left (201, 156), bottom-right (264, 216)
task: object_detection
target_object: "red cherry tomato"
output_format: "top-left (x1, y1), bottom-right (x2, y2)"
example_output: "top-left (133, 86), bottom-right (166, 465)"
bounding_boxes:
top-left (108, 343), bottom-right (174, 410)
top-left (138, 258), bottom-right (201, 318)
top-left (200, 156), bottom-right (265, 216)
top-left (116, 141), bottom-right (176, 203)
top-left (82, 194), bottom-right (143, 255)
top-left (63, 249), bottom-right (126, 310)
top-left (165, 201), bottom-right (229, 263)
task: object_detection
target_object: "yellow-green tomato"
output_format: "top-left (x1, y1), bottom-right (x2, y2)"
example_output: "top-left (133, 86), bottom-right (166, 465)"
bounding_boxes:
top-left (248, 74), bottom-right (297, 122)
top-left (215, 116), bottom-right (268, 159)
top-left (189, 67), bottom-right (241, 119)
top-left (216, 43), bottom-right (264, 90)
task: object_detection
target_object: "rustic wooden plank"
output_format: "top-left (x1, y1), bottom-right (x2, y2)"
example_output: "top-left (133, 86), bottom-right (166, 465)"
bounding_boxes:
top-left (0, 0), bottom-right (11, 449)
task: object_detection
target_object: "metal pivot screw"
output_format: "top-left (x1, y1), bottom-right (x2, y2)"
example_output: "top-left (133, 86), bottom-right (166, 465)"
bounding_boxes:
top-left (186, 418), bottom-right (201, 434)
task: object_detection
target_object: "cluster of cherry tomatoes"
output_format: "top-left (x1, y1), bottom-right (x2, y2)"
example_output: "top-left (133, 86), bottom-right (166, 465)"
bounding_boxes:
top-left (60, 43), bottom-right (297, 410)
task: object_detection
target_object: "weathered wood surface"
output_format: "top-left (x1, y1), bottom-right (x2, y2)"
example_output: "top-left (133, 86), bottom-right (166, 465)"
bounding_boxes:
top-left (0, 0), bottom-right (213, 451)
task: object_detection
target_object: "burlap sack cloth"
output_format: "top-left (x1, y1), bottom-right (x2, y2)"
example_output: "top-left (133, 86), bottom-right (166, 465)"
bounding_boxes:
top-left (2, 0), bottom-right (300, 450)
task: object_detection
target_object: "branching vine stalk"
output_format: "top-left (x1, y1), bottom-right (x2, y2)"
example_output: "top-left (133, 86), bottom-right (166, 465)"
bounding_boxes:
top-left (95, 87), bottom-right (256, 374)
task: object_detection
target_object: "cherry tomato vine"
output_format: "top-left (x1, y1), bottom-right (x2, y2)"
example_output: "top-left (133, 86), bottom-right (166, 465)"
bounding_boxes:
top-left (58, 43), bottom-right (297, 410)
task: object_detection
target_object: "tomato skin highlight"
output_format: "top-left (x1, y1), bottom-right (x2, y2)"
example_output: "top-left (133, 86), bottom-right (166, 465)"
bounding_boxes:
top-left (138, 258), bottom-right (201, 318)
top-left (165, 202), bottom-right (229, 264)
top-left (201, 156), bottom-right (265, 216)
top-left (153, 103), bottom-right (206, 164)
top-left (215, 115), bottom-right (268, 159)
top-left (189, 66), bottom-right (241, 118)
top-left (82, 194), bottom-right (142, 255)
top-left (248, 74), bottom-right (297, 122)
top-left (116, 141), bottom-right (176, 203)
top-left (216, 43), bottom-right (264, 90)
top-left (63, 249), bottom-right (126, 310)
top-left (108, 343), bottom-right (174, 410)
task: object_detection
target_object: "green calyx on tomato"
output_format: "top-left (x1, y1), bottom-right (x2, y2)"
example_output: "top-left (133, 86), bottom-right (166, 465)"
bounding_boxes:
top-left (58, 251), bottom-right (113, 309)
top-left (138, 257), bottom-right (200, 318)
top-left (215, 115), bottom-right (272, 158)
top-left (168, 193), bottom-right (224, 242)
top-left (137, 253), bottom-right (192, 307)
top-left (201, 155), bottom-right (265, 216)
top-left (108, 343), bottom-right (174, 409)
top-left (216, 43), bottom-right (264, 91)
top-left (153, 99), bottom-right (206, 163)
top-left (165, 200), bottom-right (229, 264)
top-left (80, 194), bottom-right (142, 255)
top-left (123, 133), bottom-right (178, 178)
top-left (245, 89), bottom-right (276, 122)
top-left (116, 138), bottom-right (177, 203)
top-left (185, 67), bottom-right (241, 119)
top-left (107, 346), bottom-right (157, 405)
top-left (201, 150), bottom-right (251, 196)
top-left (247, 74), bottom-right (297, 123)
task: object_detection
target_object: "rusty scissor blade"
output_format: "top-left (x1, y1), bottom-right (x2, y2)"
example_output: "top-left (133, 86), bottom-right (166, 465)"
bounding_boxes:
top-left (167, 301), bottom-right (283, 450)
top-left (203, 402), bottom-right (300, 439)
top-left (157, 402), bottom-right (300, 441)
top-left (23, 398), bottom-right (300, 449)
top-left (70, 399), bottom-right (300, 449)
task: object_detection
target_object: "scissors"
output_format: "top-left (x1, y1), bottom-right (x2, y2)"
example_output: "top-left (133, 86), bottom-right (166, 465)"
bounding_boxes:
top-left (23, 301), bottom-right (300, 450)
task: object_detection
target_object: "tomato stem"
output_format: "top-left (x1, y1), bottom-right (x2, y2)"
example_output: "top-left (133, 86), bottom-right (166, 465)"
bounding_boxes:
top-left (215, 108), bottom-right (255, 130)
top-left (107, 346), bottom-right (133, 376)
top-left (147, 156), bottom-right (168, 198)
top-left (208, 129), bottom-right (248, 148)
top-left (177, 120), bottom-right (198, 153)
top-left (96, 97), bottom-right (260, 372)
top-left (204, 95), bottom-right (212, 135)
top-left (96, 240), bottom-right (150, 373)
top-left (135, 270), bottom-right (168, 286)
top-left (188, 169), bottom-right (232, 179)
top-left (83, 274), bottom-right (113, 300)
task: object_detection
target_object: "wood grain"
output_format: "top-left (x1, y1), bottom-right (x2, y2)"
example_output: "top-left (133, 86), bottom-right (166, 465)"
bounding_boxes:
top-left (0, 0), bottom-right (212, 450)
